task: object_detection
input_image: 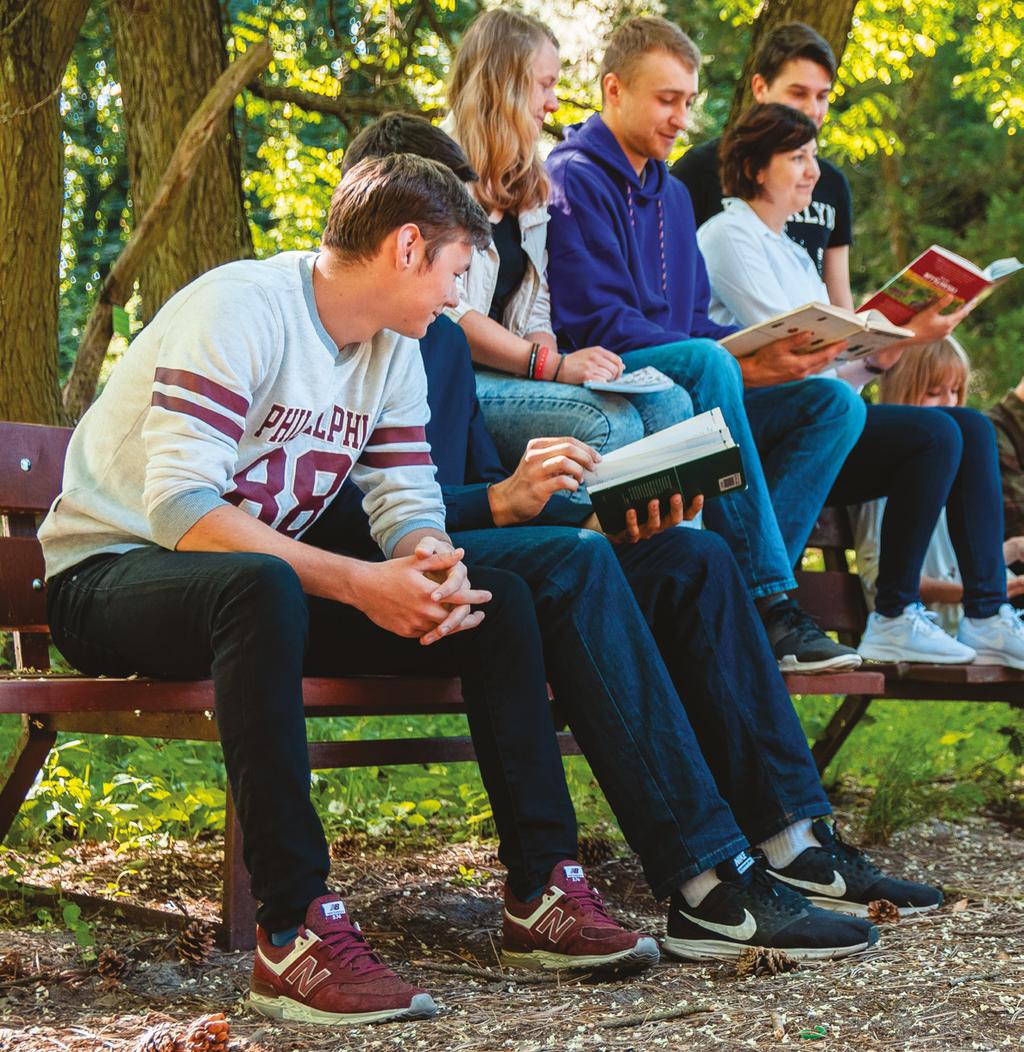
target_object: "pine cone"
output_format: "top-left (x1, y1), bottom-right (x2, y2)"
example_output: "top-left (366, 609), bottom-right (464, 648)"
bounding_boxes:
top-left (329, 831), bottom-right (366, 860)
top-left (134, 1023), bottom-right (184, 1052)
top-left (734, 945), bottom-right (800, 978)
top-left (867, 898), bottom-right (901, 924)
top-left (576, 834), bottom-right (618, 867)
top-left (96, 946), bottom-right (129, 986)
top-left (0, 953), bottom-right (24, 981)
top-left (176, 920), bottom-right (215, 965)
top-left (183, 1013), bottom-right (230, 1052)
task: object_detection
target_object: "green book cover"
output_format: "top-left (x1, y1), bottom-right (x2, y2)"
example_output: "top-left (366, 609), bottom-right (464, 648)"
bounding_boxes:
top-left (588, 445), bottom-right (745, 534)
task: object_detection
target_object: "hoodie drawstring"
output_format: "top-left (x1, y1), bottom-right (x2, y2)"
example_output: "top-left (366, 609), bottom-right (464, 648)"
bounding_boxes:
top-left (625, 185), bottom-right (668, 295)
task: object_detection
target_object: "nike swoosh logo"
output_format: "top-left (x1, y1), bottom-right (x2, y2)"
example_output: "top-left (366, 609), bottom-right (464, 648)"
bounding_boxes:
top-left (677, 907), bottom-right (757, 941)
top-left (768, 869), bottom-right (847, 897)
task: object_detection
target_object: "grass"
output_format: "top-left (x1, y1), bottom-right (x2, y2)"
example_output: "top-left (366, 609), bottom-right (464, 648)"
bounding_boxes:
top-left (1, 693), bottom-right (1021, 857)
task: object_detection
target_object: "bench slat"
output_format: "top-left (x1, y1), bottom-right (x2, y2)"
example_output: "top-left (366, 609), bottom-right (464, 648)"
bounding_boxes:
top-left (0, 674), bottom-right (467, 716)
top-left (794, 569), bottom-right (866, 635)
top-left (0, 423), bottom-right (71, 515)
top-left (0, 537), bottom-right (48, 632)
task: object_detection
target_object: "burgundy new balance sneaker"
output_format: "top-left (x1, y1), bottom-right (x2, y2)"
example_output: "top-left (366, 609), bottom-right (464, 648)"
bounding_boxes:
top-left (250, 894), bottom-right (437, 1025)
top-left (501, 860), bottom-right (659, 971)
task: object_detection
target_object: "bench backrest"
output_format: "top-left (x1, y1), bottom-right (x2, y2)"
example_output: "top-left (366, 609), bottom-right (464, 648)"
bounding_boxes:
top-left (797, 507), bottom-right (869, 645)
top-left (0, 422), bottom-right (73, 670)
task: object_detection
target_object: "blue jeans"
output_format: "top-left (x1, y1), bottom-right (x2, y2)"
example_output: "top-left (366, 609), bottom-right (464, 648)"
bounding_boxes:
top-left (474, 367), bottom-right (693, 472)
top-left (829, 405), bottom-right (1008, 618)
top-left (453, 525), bottom-right (831, 895)
top-left (621, 340), bottom-right (796, 597)
top-left (743, 377), bottom-right (868, 565)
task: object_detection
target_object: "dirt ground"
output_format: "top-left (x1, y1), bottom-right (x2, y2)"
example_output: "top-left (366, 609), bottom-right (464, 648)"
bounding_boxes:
top-left (1, 814), bottom-right (1022, 1052)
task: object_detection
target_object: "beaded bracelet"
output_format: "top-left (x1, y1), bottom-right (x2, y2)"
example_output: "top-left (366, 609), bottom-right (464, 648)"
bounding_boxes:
top-left (533, 344), bottom-right (550, 381)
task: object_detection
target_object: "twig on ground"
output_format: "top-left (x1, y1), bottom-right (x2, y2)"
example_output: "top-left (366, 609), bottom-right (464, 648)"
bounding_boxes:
top-left (410, 959), bottom-right (570, 985)
top-left (597, 1002), bottom-right (715, 1029)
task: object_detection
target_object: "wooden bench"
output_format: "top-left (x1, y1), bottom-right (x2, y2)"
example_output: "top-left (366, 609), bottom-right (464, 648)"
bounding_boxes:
top-left (796, 508), bottom-right (1024, 770)
top-left (0, 421), bottom-right (888, 949)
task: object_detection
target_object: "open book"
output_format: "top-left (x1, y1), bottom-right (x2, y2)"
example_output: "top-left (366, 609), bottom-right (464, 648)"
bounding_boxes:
top-left (585, 409), bottom-right (745, 533)
top-left (860, 245), bottom-right (1023, 325)
top-left (720, 302), bottom-right (913, 361)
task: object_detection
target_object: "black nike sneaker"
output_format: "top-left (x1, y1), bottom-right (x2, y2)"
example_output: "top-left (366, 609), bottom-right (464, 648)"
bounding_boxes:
top-left (662, 850), bottom-right (878, 963)
top-left (767, 820), bottom-right (943, 918)
top-left (764, 597), bottom-right (862, 673)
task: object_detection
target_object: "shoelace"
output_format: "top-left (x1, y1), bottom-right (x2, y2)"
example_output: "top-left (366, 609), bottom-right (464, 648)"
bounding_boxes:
top-left (997, 604), bottom-right (1024, 637)
top-left (561, 880), bottom-right (615, 923)
top-left (901, 603), bottom-right (947, 638)
top-left (308, 922), bottom-right (391, 976)
top-left (774, 600), bottom-right (825, 644)
top-left (816, 825), bottom-right (882, 882)
top-left (741, 853), bottom-right (805, 917)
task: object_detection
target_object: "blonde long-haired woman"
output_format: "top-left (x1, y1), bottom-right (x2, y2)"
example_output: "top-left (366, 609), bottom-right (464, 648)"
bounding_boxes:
top-left (443, 8), bottom-right (692, 469)
top-left (850, 338), bottom-right (1023, 634)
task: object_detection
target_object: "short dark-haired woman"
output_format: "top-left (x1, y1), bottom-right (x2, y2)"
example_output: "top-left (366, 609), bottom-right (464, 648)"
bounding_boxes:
top-left (697, 102), bottom-right (1024, 668)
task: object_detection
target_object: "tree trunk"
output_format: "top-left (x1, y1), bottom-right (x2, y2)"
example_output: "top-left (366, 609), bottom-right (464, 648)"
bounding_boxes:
top-left (0, 0), bottom-right (91, 424)
top-left (109, 0), bottom-right (252, 321)
top-left (727, 0), bottom-right (859, 128)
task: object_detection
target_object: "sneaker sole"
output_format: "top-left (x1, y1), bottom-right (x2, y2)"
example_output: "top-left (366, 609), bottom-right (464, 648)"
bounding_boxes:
top-left (501, 937), bottom-right (660, 972)
top-left (857, 644), bottom-right (975, 664)
top-left (661, 935), bottom-right (873, 963)
top-left (801, 895), bottom-right (943, 918)
top-left (249, 991), bottom-right (437, 1025)
top-left (965, 650), bottom-right (1024, 671)
top-left (777, 654), bottom-right (863, 673)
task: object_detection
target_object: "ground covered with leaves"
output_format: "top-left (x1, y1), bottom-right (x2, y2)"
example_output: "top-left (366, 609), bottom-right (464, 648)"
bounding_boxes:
top-left (1, 813), bottom-right (1022, 1051)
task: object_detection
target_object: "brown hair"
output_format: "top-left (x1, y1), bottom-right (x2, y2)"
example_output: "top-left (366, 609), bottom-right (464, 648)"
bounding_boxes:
top-left (720, 102), bottom-right (818, 198)
top-left (342, 112), bottom-right (479, 183)
top-left (753, 22), bottom-right (837, 87)
top-left (599, 15), bottom-right (700, 93)
top-left (447, 9), bottom-right (558, 215)
top-left (879, 338), bottom-right (970, 407)
top-left (323, 153), bottom-right (490, 263)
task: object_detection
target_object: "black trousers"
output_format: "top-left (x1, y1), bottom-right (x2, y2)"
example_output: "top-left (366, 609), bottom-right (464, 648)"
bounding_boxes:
top-left (47, 548), bottom-right (577, 930)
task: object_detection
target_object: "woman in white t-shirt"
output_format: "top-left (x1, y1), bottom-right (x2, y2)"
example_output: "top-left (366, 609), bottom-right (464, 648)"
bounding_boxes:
top-left (697, 102), bottom-right (1024, 669)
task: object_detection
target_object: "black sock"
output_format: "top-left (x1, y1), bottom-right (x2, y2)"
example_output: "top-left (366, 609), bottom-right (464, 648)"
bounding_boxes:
top-left (755, 592), bottom-right (789, 621)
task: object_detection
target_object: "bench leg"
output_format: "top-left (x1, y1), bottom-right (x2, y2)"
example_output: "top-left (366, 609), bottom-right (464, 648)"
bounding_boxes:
top-left (812, 694), bottom-right (873, 773)
top-left (220, 787), bottom-right (258, 951)
top-left (0, 715), bottom-right (56, 842)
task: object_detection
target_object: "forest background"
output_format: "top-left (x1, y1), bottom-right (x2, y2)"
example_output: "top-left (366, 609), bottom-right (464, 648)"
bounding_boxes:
top-left (1, 0), bottom-right (1023, 858)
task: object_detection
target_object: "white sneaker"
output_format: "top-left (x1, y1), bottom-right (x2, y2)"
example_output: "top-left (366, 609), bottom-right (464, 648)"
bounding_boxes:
top-left (957, 604), bottom-right (1024, 670)
top-left (857, 603), bottom-right (976, 664)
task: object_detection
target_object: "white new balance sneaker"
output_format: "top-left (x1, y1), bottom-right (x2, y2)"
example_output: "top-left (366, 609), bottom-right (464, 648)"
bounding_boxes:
top-left (857, 603), bottom-right (976, 664)
top-left (957, 603), bottom-right (1024, 670)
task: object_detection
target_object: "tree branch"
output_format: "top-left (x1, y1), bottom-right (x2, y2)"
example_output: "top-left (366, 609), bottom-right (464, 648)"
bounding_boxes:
top-left (62, 38), bottom-right (274, 421)
top-left (246, 77), bottom-right (439, 120)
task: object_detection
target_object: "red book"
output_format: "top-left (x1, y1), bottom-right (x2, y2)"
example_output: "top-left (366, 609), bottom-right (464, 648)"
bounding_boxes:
top-left (861, 245), bottom-right (1022, 326)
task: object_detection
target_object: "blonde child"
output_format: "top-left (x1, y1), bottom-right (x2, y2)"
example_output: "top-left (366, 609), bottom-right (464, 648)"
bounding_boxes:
top-left (851, 338), bottom-right (1024, 635)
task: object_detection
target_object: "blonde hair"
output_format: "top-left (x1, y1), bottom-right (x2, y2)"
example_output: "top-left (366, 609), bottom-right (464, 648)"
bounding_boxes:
top-left (600, 15), bottom-right (701, 92)
top-left (879, 337), bottom-right (970, 407)
top-left (447, 9), bottom-right (558, 216)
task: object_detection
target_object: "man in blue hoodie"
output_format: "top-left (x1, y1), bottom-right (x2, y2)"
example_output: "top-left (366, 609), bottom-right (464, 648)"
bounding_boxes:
top-left (545, 16), bottom-right (867, 674)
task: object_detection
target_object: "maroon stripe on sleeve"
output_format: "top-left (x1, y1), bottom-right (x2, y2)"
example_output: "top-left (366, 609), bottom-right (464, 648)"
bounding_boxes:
top-left (151, 392), bottom-right (244, 443)
top-left (154, 367), bottom-right (250, 417)
top-left (366, 425), bottom-right (427, 446)
top-left (359, 451), bottom-right (434, 469)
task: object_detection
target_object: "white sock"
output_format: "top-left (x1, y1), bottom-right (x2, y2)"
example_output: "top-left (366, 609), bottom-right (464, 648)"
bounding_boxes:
top-left (758, 818), bottom-right (821, 870)
top-left (679, 866), bottom-right (721, 908)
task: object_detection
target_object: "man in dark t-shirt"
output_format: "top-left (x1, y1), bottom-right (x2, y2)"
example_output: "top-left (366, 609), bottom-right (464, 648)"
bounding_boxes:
top-left (672, 23), bottom-right (856, 309)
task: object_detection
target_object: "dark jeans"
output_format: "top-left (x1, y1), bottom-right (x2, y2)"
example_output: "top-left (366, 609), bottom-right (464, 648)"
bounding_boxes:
top-left (452, 525), bottom-right (832, 891)
top-left (47, 549), bottom-right (577, 929)
top-left (825, 405), bottom-right (1008, 618)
